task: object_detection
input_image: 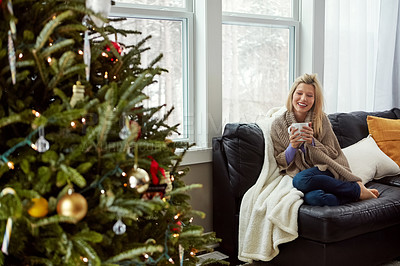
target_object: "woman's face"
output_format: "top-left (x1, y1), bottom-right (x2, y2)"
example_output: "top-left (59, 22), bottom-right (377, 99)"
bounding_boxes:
top-left (292, 83), bottom-right (315, 117)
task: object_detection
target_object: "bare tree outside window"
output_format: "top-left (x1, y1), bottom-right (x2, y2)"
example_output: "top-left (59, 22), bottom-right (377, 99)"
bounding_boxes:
top-left (222, 0), bottom-right (291, 17)
top-left (222, 0), bottom-right (294, 124)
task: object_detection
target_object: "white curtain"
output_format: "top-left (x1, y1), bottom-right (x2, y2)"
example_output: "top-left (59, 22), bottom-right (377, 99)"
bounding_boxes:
top-left (324, 0), bottom-right (400, 114)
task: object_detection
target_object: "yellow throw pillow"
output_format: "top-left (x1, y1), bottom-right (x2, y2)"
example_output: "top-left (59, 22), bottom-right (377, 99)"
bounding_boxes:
top-left (367, 116), bottom-right (400, 166)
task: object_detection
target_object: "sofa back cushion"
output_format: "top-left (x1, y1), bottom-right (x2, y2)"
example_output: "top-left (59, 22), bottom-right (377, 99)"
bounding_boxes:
top-left (328, 108), bottom-right (400, 148)
top-left (222, 123), bottom-right (265, 198)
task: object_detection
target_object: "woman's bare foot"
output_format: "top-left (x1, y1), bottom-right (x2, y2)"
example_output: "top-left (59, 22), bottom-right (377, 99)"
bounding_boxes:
top-left (369, 188), bottom-right (379, 198)
top-left (357, 182), bottom-right (378, 200)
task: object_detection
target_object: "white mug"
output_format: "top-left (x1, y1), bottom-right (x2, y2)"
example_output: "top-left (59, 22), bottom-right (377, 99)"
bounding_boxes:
top-left (288, 122), bottom-right (309, 141)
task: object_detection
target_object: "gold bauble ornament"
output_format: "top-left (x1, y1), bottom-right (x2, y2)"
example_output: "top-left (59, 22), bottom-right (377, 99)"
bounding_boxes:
top-left (128, 167), bottom-right (150, 193)
top-left (57, 192), bottom-right (88, 222)
top-left (28, 197), bottom-right (49, 218)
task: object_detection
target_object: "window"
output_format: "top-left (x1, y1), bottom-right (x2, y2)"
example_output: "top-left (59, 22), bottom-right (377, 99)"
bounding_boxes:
top-left (110, 0), bottom-right (298, 151)
top-left (111, 1), bottom-right (193, 140)
top-left (222, 0), bottom-right (298, 124)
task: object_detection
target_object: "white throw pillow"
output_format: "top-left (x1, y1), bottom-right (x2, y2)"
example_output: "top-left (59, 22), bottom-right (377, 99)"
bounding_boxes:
top-left (342, 135), bottom-right (400, 184)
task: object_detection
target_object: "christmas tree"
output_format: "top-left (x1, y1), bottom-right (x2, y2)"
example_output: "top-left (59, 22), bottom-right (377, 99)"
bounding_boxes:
top-left (0, 0), bottom-right (221, 265)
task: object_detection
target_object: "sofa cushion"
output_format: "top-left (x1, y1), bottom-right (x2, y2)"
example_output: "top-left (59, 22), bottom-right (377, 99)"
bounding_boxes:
top-left (222, 123), bottom-right (265, 198)
top-left (328, 108), bottom-right (400, 148)
top-left (342, 135), bottom-right (400, 184)
top-left (377, 175), bottom-right (400, 187)
top-left (297, 182), bottom-right (400, 243)
top-left (367, 115), bottom-right (400, 166)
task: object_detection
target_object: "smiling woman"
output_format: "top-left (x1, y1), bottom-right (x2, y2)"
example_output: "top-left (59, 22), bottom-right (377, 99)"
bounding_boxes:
top-left (271, 73), bottom-right (379, 207)
top-left (285, 73), bottom-right (324, 137)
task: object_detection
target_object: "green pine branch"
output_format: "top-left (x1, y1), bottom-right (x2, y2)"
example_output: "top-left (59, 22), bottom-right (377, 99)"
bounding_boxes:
top-left (104, 245), bottom-right (164, 263)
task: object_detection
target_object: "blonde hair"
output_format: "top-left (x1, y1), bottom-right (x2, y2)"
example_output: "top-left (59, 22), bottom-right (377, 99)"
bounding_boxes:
top-left (286, 73), bottom-right (325, 137)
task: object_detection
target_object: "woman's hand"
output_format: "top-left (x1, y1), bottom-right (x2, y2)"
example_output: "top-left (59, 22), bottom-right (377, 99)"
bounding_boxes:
top-left (300, 122), bottom-right (314, 145)
top-left (289, 122), bottom-right (314, 148)
top-left (289, 127), bottom-right (304, 148)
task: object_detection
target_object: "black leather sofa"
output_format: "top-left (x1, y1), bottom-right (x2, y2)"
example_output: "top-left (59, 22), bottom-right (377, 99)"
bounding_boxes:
top-left (212, 108), bottom-right (400, 266)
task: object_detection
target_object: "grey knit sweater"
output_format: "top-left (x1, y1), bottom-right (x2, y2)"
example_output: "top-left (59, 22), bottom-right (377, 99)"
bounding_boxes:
top-left (270, 111), bottom-right (361, 182)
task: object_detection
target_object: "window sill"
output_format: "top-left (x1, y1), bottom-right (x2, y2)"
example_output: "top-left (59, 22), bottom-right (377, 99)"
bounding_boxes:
top-left (179, 147), bottom-right (212, 166)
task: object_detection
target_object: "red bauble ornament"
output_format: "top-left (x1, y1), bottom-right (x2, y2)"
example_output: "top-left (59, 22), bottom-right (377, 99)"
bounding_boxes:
top-left (103, 41), bottom-right (123, 62)
top-left (172, 221), bottom-right (182, 232)
top-left (105, 41), bottom-right (123, 55)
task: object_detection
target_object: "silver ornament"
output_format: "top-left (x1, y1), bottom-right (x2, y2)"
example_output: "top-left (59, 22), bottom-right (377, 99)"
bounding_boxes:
top-left (119, 124), bottom-right (130, 140)
top-left (113, 218), bottom-right (126, 235)
top-left (35, 127), bottom-right (50, 153)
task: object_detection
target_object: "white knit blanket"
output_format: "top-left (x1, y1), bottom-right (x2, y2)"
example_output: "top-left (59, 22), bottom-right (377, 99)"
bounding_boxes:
top-left (238, 106), bottom-right (304, 263)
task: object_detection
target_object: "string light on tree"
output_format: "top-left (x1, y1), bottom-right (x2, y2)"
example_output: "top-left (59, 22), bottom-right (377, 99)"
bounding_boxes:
top-left (6, 161), bottom-right (14, 170)
top-left (32, 110), bottom-right (40, 117)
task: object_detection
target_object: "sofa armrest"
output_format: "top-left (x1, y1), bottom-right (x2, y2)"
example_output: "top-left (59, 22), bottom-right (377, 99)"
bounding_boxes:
top-left (221, 123), bottom-right (265, 199)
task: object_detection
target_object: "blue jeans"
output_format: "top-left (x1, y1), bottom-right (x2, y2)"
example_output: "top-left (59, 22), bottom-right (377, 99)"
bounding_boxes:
top-left (292, 167), bottom-right (361, 206)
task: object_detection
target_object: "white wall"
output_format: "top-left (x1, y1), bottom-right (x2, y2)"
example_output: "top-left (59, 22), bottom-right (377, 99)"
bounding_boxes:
top-left (299, 0), bottom-right (325, 81)
top-left (186, 163), bottom-right (213, 231)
